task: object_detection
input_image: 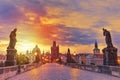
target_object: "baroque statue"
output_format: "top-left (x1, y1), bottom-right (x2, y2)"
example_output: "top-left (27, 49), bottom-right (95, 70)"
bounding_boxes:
top-left (103, 28), bottom-right (113, 48)
top-left (5, 28), bottom-right (17, 66)
top-left (102, 28), bottom-right (118, 66)
top-left (7, 28), bottom-right (17, 49)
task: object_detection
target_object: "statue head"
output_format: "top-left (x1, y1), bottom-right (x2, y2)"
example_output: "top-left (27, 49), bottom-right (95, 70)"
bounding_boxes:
top-left (13, 28), bottom-right (17, 32)
top-left (103, 28), bottom-right (106, 31)
top-left (35, 45), bottom-right (38, 48)
top-left (103, 28), bottom-right (107, 36)
top-left (68, 48), bottom-right (70, 53)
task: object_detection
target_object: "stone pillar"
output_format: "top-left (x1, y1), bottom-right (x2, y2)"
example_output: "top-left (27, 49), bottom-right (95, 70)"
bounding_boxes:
top-left (102, 47), bottom-right (118, 66)
top-left (5, 49), bottom-right (17, 66)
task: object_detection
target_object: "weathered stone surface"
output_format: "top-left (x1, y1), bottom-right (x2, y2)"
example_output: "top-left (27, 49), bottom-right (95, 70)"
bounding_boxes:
top-left (103, 47), bottom-right (118, 66)
top-left (5, 49), bottom-right (17, 66)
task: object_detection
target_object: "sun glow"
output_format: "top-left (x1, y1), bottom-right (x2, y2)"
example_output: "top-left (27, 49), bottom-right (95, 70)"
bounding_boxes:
top-left (16, 41), bottom-right (50, 54)
top-left (40, 17), bottom-right (59, 24)
top-left (16, 42), bottom-right (35, 53)
top-left (118, 59), bottom-right (120, 65)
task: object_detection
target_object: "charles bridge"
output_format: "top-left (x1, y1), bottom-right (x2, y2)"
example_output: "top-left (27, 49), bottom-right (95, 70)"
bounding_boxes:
top-left (0, 28), bottom-right (120, 80)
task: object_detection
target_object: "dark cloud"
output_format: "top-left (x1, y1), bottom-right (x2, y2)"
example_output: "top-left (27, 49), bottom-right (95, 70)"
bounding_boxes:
top-left (13, 0), bottom-right (47, 16)
top-left (0, 0), bottom-right (24, 24)
top-left (43, 0), bottom-right (67, 7)
top-left (111, 31), bottom-right (120, 45)
top-left (38, 24), bottom-right (96, 46)
top-left (74, 0), bottom-right (120, 17)
top-left (0, 0), bottom-right (47, 25)
top-left (58, 25), bottom-right (96, 45)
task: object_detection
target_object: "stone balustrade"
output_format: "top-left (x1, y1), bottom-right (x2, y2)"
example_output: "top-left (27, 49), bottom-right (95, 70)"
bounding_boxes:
top-left (0, 62), bottom-right (43, 80)
top-left (62, 63), bottom-right (120, 78)
top-left (0, 65), bottom-right (17, 80)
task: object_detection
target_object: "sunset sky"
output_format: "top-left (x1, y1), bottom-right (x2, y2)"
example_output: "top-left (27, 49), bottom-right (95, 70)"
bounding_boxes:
top-left (0, 0), bottom-right (120, 55)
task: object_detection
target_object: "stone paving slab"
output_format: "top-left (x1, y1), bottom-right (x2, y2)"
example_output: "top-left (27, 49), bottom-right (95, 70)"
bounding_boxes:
top-left (7, 63), bottom-right (120, 80)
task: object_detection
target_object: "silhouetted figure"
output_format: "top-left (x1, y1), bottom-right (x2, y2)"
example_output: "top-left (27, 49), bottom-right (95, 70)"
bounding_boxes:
top-left (66, 48), bottom-right (76, 63)
top-left (5, 28), bottom-right (17, 66)
top-left (103, 28), bottom-right (113, 48)
top-left (7, 28), bottom-right (17, 49)
top-left (102, 28), bottom-right (118, 66)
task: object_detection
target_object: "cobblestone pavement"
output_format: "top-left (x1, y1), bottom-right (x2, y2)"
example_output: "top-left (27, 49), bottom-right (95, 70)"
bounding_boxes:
top-left (8, 63), bottom-right (120, 80)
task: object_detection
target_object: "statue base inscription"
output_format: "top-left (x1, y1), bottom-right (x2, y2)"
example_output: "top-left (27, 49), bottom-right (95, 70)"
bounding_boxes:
top-left (102, 47), bottom-right (118, 66)
top-left (5, 49), bottom-right (17, 66)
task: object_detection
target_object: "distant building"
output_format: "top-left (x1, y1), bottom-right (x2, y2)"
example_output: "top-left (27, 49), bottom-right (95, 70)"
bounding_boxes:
top-left (76, 41), bottom-right (103, 65)
top-left (32, 45), bottom-right (41, 63)
top-left (93, 54), bottom-right (103, 65)
top-left (59, 53), bottom-right (67, 63)
top-left (76, 53), bottom-right (92, 64)
top-left (26, 45), bottom-right (41, 63)
top-left (66, 48), bottom-right (76, 63)
top-left (93, 40), bottom-right (103, 65)
top-left (93, 40), bottom-right (100, 54)
top-left (51, 41), bottom-right (59, 62)
top-left (86, 54), bottom-right (94, 65)
top-left (43, 52), bottom-right (51, 63)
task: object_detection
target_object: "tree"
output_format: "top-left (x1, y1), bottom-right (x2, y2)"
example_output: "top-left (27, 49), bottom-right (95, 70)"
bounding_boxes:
top-left (16, 53), bottom-right (29, 65)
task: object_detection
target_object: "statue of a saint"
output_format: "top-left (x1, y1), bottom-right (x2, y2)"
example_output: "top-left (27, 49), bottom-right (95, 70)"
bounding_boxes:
top-left (103, 28), bottom-right (113, 48)
top-left (7, 28), bottom-right (17, 49)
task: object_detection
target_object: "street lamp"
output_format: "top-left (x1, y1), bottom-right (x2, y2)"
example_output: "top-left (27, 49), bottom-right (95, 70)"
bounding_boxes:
top-left (34, 52), bottom-right (39, 63)
top-left (34, 52), bottom-right (37, 56)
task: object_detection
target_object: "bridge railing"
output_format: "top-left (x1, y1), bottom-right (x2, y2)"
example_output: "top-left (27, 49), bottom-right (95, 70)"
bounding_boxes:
top-left (63, 63), bottom-right (120, 77)
top-left (0, 62), bottom-right (43, 80)
top-left (110, 66), bottom-right (120, 77)
top-left (0, 65), bottom-right (18, 80)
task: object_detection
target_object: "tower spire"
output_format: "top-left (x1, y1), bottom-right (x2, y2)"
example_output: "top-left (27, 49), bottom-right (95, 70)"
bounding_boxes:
top-left (95, 40), bottom-right (98, 49)
top-left (53, 41), bottom-right (56, 47)
top-left (93, 40), bottom-right (100, 54)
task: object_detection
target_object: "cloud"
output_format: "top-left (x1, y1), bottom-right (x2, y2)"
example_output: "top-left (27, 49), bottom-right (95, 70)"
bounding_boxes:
top-left (0, 40), bottom-right (8, 53)
top-left (78, 0), bottom-right (120, 17)
top-left (36, 24), bottom-right (96, 46)
top-left (0, 0), bottom-right (120, 54)
top-left (0, 0), bottom-right (24, 25)
top-left (13, 0), bottom-right (47, 16)
top-left (0, 0), bottom-right (48, 25)
top-left (60, 26), bottom-right (96, 45)
top-left (92, 20), bottom-right (110, 28)
top-left (111, 31), bottom-right (120, 45)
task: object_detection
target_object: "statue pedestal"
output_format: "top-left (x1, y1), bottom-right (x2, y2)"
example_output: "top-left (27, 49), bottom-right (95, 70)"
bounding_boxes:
top-left (102, 47), bottom-right (118, 66)
top-left (5, 49), bottom-right (17, 66)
